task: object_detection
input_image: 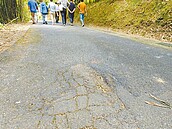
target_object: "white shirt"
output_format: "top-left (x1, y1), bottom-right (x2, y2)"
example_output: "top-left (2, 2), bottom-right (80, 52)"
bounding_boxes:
top-left (55, 4), bottom-right (60, 11)
top-left (58, 0), bottom-right (69, 9)
top-left (48, 2), bottom-right (56, 13)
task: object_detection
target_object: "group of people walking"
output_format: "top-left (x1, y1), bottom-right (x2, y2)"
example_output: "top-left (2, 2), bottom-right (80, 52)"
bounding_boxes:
top-left (28, 0), bottom-right (87, 27)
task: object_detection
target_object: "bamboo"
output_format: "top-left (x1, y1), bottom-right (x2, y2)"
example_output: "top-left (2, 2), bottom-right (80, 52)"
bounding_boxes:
top-left (0, 0), bottom-right (21, 23)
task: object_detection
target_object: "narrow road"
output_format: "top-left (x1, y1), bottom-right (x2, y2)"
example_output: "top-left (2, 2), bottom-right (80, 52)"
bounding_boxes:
top-left (0, 23), bottom-right (172, 129)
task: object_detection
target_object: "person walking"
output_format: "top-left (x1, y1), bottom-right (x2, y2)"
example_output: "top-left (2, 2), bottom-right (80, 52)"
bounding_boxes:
top-left (48, 0), bottom-right (56, 25)
top-left (28, 0), bottom-right (38, 24)
top-left (40, 0), bottom-right (48, 24)
top-left (68, 0), bottom-right (75, 26)
top-left (58, 0), bottom-right (70, 26)
top-left (77, 0), bottom-right (87, 27)
top-left (55, 2), bottom-right (60, 23)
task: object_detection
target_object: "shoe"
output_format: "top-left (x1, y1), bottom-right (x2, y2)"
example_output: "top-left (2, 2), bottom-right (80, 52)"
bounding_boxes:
top-left (43, 22), bottom-right (45, 24)
top-left (33, 22), bottom-right (36, 24)
top-left (45, 21), bottom-right (48, 24)
top-left (82, 24), bottom-right (84, 27)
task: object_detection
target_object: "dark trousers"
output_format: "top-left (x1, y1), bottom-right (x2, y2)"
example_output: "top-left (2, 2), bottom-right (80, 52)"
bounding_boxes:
top-left (69, 12), bottom-right (74, 23)
top-left (60, 8), bottom-right (67, 24)
top-left (55, 11), bottom-right (59, 23)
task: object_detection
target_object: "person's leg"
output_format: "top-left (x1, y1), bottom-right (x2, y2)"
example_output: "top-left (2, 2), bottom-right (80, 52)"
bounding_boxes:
top-left (69, 13), bottom-right (72, 23)
top-left (57, 12), bottom-right (59, 23)
top-left (79, 14), bottom-right (82, 25)
top-left (71, 13), bottom-right (74, 24)
top-left (31, 12), bottom-right (35, 24)
top-left (61, 11), bottom-right (65, 25)
top-left (64, 9), bottom-right (67, 24)
top-left (45, 15), bottom-right (48, 24)
top-left (53, 13), bottom-right (55, 24)
top-left (50, 13), bottom-right (53, 24)
top-left (80, 14), bottom-right (84, 26)
top-left (35, 13), bottom-right (38, 23)
top-left (42, 14), bottom-right (45, 24)
top-left (55, 12), bottom-right (58, 23)
top-left (50, 13), bottom-right (55, 25)
top-left (82, 14), bottom-right (85, 27)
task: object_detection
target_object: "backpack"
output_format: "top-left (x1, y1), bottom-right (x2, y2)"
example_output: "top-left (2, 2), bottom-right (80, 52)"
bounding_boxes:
top-left (42, 4), bottom-right (48, 14)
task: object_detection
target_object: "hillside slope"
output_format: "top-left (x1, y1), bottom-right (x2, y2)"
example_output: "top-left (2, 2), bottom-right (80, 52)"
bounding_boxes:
top-left (85, 0), bottom-right (172, 42)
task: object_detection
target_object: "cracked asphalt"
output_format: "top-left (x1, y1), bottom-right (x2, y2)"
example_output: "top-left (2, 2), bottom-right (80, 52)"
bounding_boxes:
top-left (0, 23), bottom-right (172, 129)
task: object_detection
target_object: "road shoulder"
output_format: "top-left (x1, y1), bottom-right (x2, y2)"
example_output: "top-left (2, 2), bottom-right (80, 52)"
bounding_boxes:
top-left (0, 23), bottom-right (30, 53)
top-left (87, 25), bottom-right (172, 50)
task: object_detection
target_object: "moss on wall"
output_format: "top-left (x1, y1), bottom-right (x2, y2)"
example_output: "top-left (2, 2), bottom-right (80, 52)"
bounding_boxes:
top-left (85, 0), bottom-right (172, 42)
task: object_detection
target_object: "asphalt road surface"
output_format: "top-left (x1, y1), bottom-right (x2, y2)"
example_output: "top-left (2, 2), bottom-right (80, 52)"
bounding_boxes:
top-left (0, 23), bottom-right (172, 129)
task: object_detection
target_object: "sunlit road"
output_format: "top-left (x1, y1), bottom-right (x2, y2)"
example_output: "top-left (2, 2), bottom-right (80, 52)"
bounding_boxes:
top-left (0, 23), bottom-right (172, 128)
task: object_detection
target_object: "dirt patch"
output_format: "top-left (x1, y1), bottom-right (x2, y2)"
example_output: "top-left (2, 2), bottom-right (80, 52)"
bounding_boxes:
top-left (0, 24), bottom-right (30, 53)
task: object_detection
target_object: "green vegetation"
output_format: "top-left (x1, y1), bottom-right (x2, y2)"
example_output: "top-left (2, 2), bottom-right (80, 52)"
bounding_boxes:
top-left (0, 0), bottom-right (96, 25)
top-left (85, 0), bottom-right (172, 42)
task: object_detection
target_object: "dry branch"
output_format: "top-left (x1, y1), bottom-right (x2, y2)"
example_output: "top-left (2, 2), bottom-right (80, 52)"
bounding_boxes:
top-left (149, 94), bottom-right (171, 107)
top-left (145, 94), bottom-right (172, 109)
top-left (145, 101), bottom-right (171, 109)
top-left (4, 17), bottom-right (19, 26)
